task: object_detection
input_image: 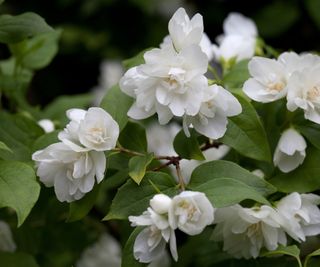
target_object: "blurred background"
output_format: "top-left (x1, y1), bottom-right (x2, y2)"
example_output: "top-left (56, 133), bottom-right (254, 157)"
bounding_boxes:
top-left (2, 0), bottom-right (320, 107)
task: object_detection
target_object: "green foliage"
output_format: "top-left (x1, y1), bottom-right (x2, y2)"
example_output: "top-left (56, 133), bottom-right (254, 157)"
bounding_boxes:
top-left (261, 245), bottom-right (301, 267)
top-left (304, 248), bottom-right (320, 267)
top-left (100, 85), bottom-right (133, 131)
top-left (223, 59), bottom-right (250, 89)
top-left (9, 30), bottom-right (61, 70)
top-left (118, 122), bottom-right (148, 153)
top-left (188, 160), bottom-right (276, 207)
top-left (0, 12), bottom-right (53, 43)
top-left (0, 161), bottom-right (40, 226)
top-left (173, 129), bottom-right (205, 160)
top-left (0, 252), bottom-right (39, 267)
top-left (122, 48), bottom-right (152, 70)
top-left (129, 153), bottom-right (154, 184)
top-left (104, 172), bottom-right (176, 220)
top-left (305, 0), bottom-right (320, 30)
top-left (222, 94), bottom-right (271, 162)
top-left (0, 141), bottom-right (12, 153)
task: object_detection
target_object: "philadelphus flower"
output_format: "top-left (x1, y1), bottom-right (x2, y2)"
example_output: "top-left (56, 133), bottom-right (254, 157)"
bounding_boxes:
top-left (212, 12), bottom-right (258, 62)
top-left (276, 192), bottom-right (320, 242)
top-left (212, 204), bottom-right (287, 259)
top-left (168, 191), bottom-right (214, 235)
top-left (32, 107), bottom-right (119, 202)
top-left (0, 221), bottom-right (16, 252)
top-left (129, 194), bottom-right (177, 263)
top-left (77, 233), bottom-right (122, 267)
top-left (120, 44), bottom-right (208, 122)
top-left (183, 84), bottom-right (242, 139)
top-left (273, 128), bottom-right (307, 173)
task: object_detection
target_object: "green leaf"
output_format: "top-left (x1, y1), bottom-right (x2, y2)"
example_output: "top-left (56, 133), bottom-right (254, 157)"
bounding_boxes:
top-left (304, 248), bottom-right (320, 267)
top-left (305, 0), bottom-right (320, 30)
top-left (9, 30), bottom-right (61, 70)
top-left (67, 184), bottom-right (100, 222)
top-left (104, 172), bottom-right (176, 220)
top-left (0, 161), bottom-right (40, 226)
top-left (221, 94), bottom-right (271, 162)
top-left (189, 177), bottom-right (270, 207)
top-left (31, 130), bottom-right (59, 152)
top-left (297, 124), bottom-right (320, 150)
top-left (122, 48), bottom-right (153, 70)
top-left (0, 112), bottom-right (43, 161)
top-left (0, 12), bottom-right (53, 43)
top-left (223, 59), bottom-right (250, 89)
top-left (43, 93), bottom-right (93, 125)
top-left (0, 141), bottom-right (12, 153)
top-left (254, 2), bottom-right (299, 38)
top-left (269, 147), bottom-right (320, 192)
top-left (119, 122), bottom-right (147, 153)
top-left (122, 227), bottom-right (146, 267)
top-left (261, 245), bottom-right (301, 267)
top-left (100, 85), bottom-right (133, 131)
top-left (129, 154), bottom-right (154, 184)
top-left (0, 252), bottom-right (39, 267)
top-left (188, 160), bottom-right (275, 207)
top-left (173, 129), bottom-right (205, 160)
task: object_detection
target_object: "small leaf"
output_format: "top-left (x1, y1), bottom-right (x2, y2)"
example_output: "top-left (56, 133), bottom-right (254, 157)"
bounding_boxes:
top-left (0, 141), bottom-right (12, 153)
top-left (223, 59), bottom-right (250, 89)
top-left (304, 248), bottom-right (320, 267)
top-left (270, 147), bottom-right (320, 193)
top-left (32, 130), bottom-right (59, 152)
top-left (189, 160), bottom-right (276, 196)
top-left (0, 251), bottom-right (39, 267)
top-left (261, 245), bottom-right (301, 267)
top-left (0, 161), bottom-right (40, 226)
top-left (122, 227), bottom-right (146, 267)
top-left (221, 94), bottom-right (271, 162)
top-left (9, 30), bottom-right (61, 70)
top-left (297, 124), bottom-right (320, 150)
top-left (100, 85), bottom-right (133, 131)
top-left (119, 122), bottom-right (147, 153)
top-left (104, 172), bottom-right (176, 220)
top-left (173, 129), bottom-right (205, 160)
top-left (0, 12), bottom-right (53, 43)
top-left (67, 184), bottom-right (101, 222)
top-left (129, 154), bottom-right (154, 184)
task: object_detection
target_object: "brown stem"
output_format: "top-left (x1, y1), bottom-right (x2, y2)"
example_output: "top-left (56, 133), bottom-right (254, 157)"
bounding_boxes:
top-left (175, 162), bottom-right (185, 191)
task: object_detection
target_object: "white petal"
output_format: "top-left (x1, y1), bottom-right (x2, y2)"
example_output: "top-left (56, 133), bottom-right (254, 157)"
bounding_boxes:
top-left (66, 108), bottom-right (86, 123)
top-left (223, 12), bottom-right (257, 37)
top-left (128, 102), bottom-right (156, 120)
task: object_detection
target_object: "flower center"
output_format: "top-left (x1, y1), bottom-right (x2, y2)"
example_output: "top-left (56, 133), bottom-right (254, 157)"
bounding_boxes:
top-left (307, 85), bottom-right (320, 101)
top-left (267, 81), bottom-right (285, 92)
top-left (247, 222), bottom-right (261, 238)
top-left (87, 127), bottom-right (110, 144)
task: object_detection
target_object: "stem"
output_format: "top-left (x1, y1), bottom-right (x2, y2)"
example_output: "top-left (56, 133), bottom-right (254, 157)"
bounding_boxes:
top-left (175, 162), bottom-right (185, 191)
top-left (208, 65), bottom-right (222, 83)
top-left (112, 147), bottom-right (145, 157)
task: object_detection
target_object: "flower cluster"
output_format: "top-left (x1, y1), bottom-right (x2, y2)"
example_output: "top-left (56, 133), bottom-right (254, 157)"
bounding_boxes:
top-left (129, 191), bottom-right (214, 263)
top-left (212, 192), bottom-right (320, 259)
top-left (120, 7), bottom-right (242, 140)
top-left (243, 52), bottom-right (320, 172)
top-left (32, 107), bottom-right (119, 202)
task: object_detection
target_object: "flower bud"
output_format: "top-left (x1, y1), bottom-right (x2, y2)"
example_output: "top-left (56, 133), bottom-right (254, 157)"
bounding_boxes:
top-left (150, 194), bottom-right (172, 214)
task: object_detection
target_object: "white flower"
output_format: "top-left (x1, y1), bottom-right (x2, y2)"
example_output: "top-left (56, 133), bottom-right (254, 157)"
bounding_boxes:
top-left (276, 192), bottom-right (320, 242)
top-left (129, 206), bottom-right (177, 263)
top-left (212, 12), bottom-right (257, 62)
top-left (243, 57), bottom-right (288, 103)
top-left (286, 63), bottom-right (320, 124)
top-left (77, 233), bottom-right (121, 267)
top-left (59, 107), bottom-right (119, 151)
top-left (32, 142), bottom-right (106, 202)
top-left (0, 221), bottom-right (16, 252)
top-left (273, 128), bottom-right (307, 173)
top-left (212, 204), bottom-right (287, 259)
top-left (168, 7), bottom-right (203, 52)
top-left (168, 191), bottom-right (214, 235)
top-left (120, 44), bottom-right (208, 123)
top-left (38, 119), bottom-right (55, 133)
top-left (183, 84), bottom-right (242, 139)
